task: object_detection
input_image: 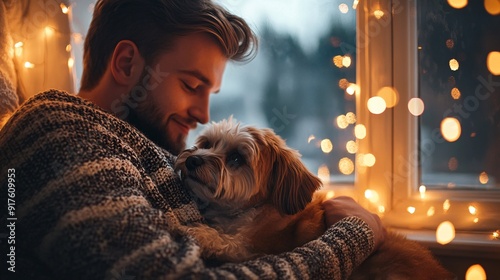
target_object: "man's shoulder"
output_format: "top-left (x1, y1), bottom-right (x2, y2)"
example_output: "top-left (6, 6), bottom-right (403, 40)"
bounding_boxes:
top-left (23, 89), bottom-right (94, 111)
top-left (11, 89), bottom-right (119, 129)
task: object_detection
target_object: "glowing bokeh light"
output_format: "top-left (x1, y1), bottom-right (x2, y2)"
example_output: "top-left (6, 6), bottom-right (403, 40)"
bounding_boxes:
top-left (352, 0), bottom-right (359, 9)
top-left (378, 205), bottom-right (386, 214)
top-left (465, 264), bottom-right (487, 280)
top-left (441, 117), bottom-right (462, 142)
top-left (44, 26), bottom-right (55, 37)
top-left (447, 0), bottom-right (468, 9)
top-left (336, 115), bottom-right (349, 129)
top-left (307, 135), bottom-right (316, 143)
top-left (24, 61), bottom-right (35, 69)
top-left (436, 221), bottom-right (455, 245)
top-left (468, 205), bottom-right (477, 215)
top-left (326, 190), bottom-right (335, 199)
top-left (346, 140), bottom-right (358, 154)
top-left (338, 78), bottom-right (349, 89)
top-left (407, 206), bottom-right (416, 214)
top-left (419, 185), bottom-right (426, 199)
top-left (443, 199), bottom-right (451, 212)
top-left (493, 230), bottom-right (500, 239)
top-left (376, 86), bottom-right (399, 108)
top-left (479, 172), bottom-right (489, 184)
top-left (346, 83), bottom-right (358, 95)
top-left (487, 51), bottom-right (500, 75)
top-left (363, 153), bottom-right (376, 167)
top-left (68, 57), bottom-right (74, 68)
top-left (446, 39), bottom-right (455, 49)
top-left (485, 0), bottom-right (500, 15)
top-left (333, 55), bottom-right (344, 68)
top-left (364, 189), bottom-right (380, 203)
top-left (449, 58), bottom-right (460, 71)
top-left (318, 164), bottom-right (330, 183)
top-left (338, 157), bottom-right (354, 175)
top-left (345, 112), bottom-right (356, 124)
top-left (342, 56), bottom-right (352, 67)
top-left (320, 139), bottom-right (333, 153)
top-left (354, 124), bottom-right (366, 139)
top-left (60, 3), bottom-right (69, 14)
top-left (14, 41), bottom-right (23, 57)
top-left (367, 96), bottom-right (387, 114)
top-left (408, 98), bottom-right (425, 116)
top-left (373, 9), bottom-right (384, 19)
top-left (339, 3), bottom-right (349, 13)
top-left (427, 206), bottom-right (435, 217)
top-left (451, 87), bottom-right (461, 99)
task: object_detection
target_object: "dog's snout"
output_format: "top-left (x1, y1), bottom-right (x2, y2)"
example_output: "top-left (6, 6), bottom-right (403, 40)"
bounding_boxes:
top-left (185, 155), bottom-right (204, 170)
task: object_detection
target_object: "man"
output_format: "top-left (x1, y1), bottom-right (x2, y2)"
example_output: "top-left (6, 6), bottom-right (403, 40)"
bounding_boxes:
top-left (0, 0), bottom-right (384, 279)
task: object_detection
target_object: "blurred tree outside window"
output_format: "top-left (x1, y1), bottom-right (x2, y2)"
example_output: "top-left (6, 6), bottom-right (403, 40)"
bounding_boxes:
top-left (193, 0), bottom-right (358, 184)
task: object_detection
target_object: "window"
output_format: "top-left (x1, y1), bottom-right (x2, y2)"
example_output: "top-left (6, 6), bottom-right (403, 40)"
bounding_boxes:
top-left (355, 0), bottom-right (500, 276)
top-left (418, 0), bottom-right (500, 191)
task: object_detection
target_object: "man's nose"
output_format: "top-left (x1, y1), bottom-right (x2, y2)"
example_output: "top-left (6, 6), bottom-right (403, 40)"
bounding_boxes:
top-left (189, 93), bottom-right (210, 124)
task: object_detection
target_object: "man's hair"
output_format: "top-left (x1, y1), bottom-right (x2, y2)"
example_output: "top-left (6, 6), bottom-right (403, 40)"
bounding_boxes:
top-left (80, 0), bottom-right (258, 91)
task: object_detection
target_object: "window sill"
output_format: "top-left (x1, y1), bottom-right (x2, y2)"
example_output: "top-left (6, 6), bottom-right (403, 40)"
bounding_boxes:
top-left (393, 228), bottom-right (500, 279)
top-left (392, 228), bottom-right (500, 259)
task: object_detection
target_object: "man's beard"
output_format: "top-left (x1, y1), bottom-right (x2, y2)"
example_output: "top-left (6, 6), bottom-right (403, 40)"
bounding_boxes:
top-left (123, 93), bottom-right (186, 155)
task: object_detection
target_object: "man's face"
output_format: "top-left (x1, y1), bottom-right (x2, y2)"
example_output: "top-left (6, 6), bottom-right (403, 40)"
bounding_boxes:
top-left (125, 33), bottom-right (227, 154)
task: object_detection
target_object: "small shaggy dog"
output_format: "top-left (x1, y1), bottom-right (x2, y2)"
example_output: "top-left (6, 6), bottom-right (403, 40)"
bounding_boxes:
top-left (174, 119), bottom-right (454, 279)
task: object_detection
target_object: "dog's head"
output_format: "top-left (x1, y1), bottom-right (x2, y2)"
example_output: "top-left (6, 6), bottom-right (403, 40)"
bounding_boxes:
top-left (174, 118), bottom-right (322, 215)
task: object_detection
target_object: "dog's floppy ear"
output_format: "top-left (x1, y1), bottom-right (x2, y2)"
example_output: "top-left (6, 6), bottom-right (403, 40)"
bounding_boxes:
top-left (266, 133), bottom-right (322, 215)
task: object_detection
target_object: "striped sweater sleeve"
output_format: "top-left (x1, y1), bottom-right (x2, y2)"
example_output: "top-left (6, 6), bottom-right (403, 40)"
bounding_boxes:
top-left (0, 90), bottom-right (374, 280)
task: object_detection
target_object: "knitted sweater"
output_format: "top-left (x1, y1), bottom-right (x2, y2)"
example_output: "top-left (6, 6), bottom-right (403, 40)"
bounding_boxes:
top-left (0, 90), bottom-right (374, 280)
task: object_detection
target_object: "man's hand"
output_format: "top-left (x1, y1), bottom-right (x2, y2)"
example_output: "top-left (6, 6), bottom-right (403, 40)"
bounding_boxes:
top-left (322, 196), bottom-right (385, 250)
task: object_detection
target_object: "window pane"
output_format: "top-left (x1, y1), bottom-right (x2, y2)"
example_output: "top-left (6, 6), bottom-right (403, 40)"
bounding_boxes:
top-left (418, 0), bottom-right (500, 189)
top-left (188, 0), bottom-right (357, 183)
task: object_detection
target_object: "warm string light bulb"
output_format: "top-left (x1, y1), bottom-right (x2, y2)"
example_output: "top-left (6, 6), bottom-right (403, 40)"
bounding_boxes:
top-left (346, 83), bottom-right (358, 95)
top-left (468, 205), bottom-right (477, 215)
top-left (436, 221), bottom-right (455, 245)
top-left (419, 185), bottom-right (426, 199)
top-left (14, 41), bottom-right (23, 57)
top-left (465, 264), bottom-right (487, 280)
top-left (373, 10), bottom-right (384, 19)
top-left (443, 199), bottom-right (451, 212)
top-left (60, 3), bottom-right (69, 14)
top-left (352, 0), bottom-right (359, 9)
top-left (24, 61), bottom-right (35, 69)
top-left (364, 189), bottom-right (379, 203)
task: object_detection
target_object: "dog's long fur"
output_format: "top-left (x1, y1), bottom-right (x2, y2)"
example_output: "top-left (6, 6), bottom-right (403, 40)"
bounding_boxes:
top-left (174, 119), bottom-right (454, 279)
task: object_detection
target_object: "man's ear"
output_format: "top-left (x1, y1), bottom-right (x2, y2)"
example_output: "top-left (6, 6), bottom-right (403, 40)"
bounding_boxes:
top-left (110, 40), bottom-right (144, 86)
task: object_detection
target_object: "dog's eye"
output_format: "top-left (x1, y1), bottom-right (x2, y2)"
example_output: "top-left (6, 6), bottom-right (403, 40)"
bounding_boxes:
top-left (226, 152), bottom-right (245, 168)
top-left (197, 139), bottom-right (211, 149)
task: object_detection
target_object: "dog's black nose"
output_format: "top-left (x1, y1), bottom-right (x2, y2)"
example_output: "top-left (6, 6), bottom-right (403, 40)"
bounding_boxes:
top-left (185, 155), bottom-right (204, 170)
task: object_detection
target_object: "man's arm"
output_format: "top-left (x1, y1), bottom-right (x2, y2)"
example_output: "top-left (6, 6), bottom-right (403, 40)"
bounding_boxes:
top-left (0, 92), bottom-right (377, 279)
